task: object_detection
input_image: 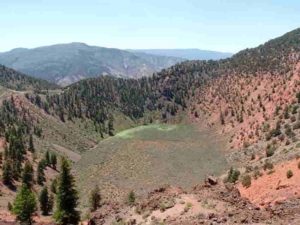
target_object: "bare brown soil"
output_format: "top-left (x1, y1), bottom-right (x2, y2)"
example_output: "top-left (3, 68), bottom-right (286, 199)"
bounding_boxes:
top-left (238, 158), bottom-right (300, 207)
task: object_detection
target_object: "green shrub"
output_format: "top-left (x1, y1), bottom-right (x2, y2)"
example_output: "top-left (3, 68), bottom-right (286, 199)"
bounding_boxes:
top-left (262, 123), bottom-right (270, 132)
top-left (291, 105), bottom-right (298, 114)
top-left (127, 191), bottom-right (136, 205)
top-left (184, 202), bottom-right (193, 212)
top-left (241, 174), bottom-right (251, 188)
top-left (266, 145), bottom-right (276, 157)
top-left (293, 121), bottom-right (300, 130)
top-left (253, 169), bottom-right (263, 180)
top-left (285, 125), bottom-right (294, 138)
top-left (265, 132), bottom-right (272, 141)
top-left (267, 121), bottom-right (282, 139)
top-left (227, 167), bottom-right (240, 183)
top-left (7, 202), bottom-right (12, 211)
top-left (286, 170), bottom-right (293, 179)
top-left (283, 106), bottom-right (290, 119)
top-left (263, 161), bottom-right (274, 170)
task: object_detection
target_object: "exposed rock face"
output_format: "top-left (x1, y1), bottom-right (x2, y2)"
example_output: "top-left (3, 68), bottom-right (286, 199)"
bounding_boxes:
top-left (88, 182), bottom-right (300, 225)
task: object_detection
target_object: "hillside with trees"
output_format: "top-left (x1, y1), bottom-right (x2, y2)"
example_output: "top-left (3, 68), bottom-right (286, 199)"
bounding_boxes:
top-left (0, 65), bottom-right (58, 91)
top-left (27, 29), bottom-right (300, 136)
top-left (0, 43), bottom-right (184, 86)
top-left (0, 28), bottom-right (300, 224)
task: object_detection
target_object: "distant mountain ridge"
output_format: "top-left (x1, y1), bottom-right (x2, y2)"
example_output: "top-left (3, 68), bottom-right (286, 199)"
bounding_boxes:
top-left (0, 43), bottom-right (184, 86)
top-left (129, 48), bottom-right (233, 60)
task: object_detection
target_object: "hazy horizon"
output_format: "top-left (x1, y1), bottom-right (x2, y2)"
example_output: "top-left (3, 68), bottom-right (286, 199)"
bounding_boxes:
top-left (0, 42), bottom-right (233, 54)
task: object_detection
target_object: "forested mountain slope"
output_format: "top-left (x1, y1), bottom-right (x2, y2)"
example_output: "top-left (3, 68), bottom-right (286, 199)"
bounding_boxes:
top-left (0, 65), bottom-right (58, 91)
top-left (27, 28), bottom-right (300, 137)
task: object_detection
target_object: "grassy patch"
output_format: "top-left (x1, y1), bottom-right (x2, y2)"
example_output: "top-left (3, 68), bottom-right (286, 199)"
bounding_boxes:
top-left (115, 124), bottom-right (178, 139)
top-left (75, 123), bottom-right (228, 209)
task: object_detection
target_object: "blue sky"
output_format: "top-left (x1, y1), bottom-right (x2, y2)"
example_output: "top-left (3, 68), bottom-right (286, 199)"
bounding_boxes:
top-left (0, 0), bottom-right (299, 53)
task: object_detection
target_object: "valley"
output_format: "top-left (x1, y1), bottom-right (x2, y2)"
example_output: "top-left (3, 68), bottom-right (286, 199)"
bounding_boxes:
top-left (75, 123), bottom-right (229, 208)
top-left (0, 28), bottom-right (299, 224)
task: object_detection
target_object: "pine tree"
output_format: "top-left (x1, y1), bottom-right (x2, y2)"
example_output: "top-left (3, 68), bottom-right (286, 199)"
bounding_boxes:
top-left (45, 151), bottom-right (50, 166)
top-left (48, 193), bottom-right (54, 213)
top-left (12, 160), bottom-right (22, 180)
top-left (2, 161), bottom-right (13, 187)
top-left (108, 115), bottom-right (114, 136)
top-left (39, 187), bottom-right (49, 215)
top-left (12, 185), bottom-right (37, 225)
top-left (89, 185), bottom-right (101, 212)
top-left (37, 160), bottom-right (46, 185)
top-left (28, 135), bottom-right (35, 153)
top-left (22, 161), bottom-right (34, 188)
top-left (51, 178), bottom-right (57, 194)
top-left (50, 153), bottom-right (57, 170)
top-left (54, 158), bottom-right (80, 225)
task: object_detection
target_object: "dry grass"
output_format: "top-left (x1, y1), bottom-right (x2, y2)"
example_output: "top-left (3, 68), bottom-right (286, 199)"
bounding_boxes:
top-left (75, 123), bottom-right (229, 209)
